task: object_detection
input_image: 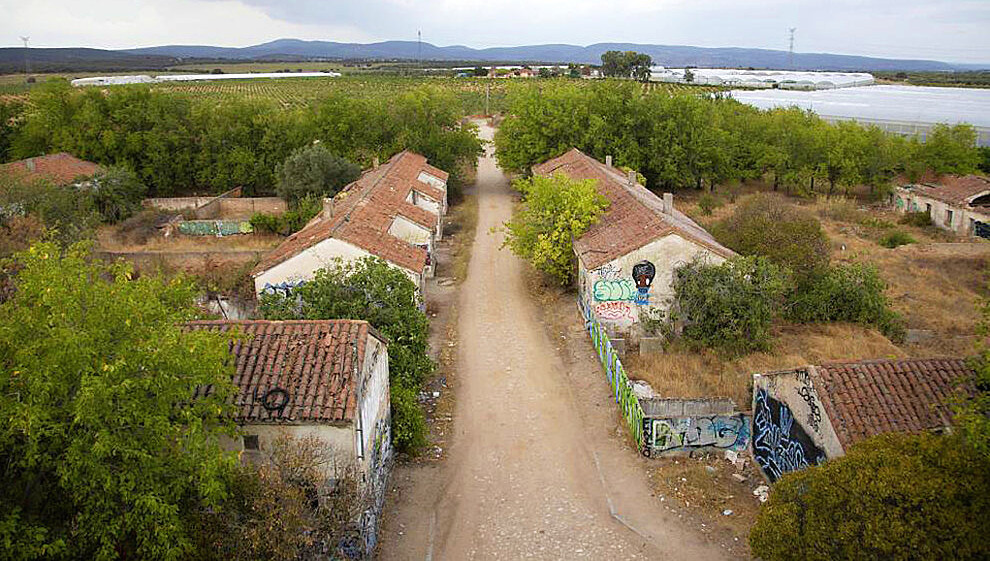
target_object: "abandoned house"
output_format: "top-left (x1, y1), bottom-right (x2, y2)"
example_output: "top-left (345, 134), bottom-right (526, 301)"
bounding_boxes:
top-left (184, 319), bottom-right (393, 552)
top-left (252, 150), bottom-right (448, 296)
top-left (894, 174), bottom-right (990, 238)
top-left (751, 357), bottom-right (972, 483)
top-left (532, 149), bottom-right (735, 349)
top-left (0, 152), bottom-right (101, 186)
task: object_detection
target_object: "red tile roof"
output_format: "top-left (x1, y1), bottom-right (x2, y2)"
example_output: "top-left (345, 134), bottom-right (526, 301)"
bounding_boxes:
top-left (805, 358), bottom-right (973, 450)
top-left (1, 153), bottom-right (101, 185)
top-left (532, 149), bottom-right (734, 270)
top-left (185, 320), bottom-right (385, 424)
top-left (253, 150), bottom-right (446, 276)
top-left (904, 175), bottom-right (990, 207)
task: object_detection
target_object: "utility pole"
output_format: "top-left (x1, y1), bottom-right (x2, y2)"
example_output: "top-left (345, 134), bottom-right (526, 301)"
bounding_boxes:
top-left (485, 81), bottom-right (490, 116)
top-left (417, 30), bottom-right (422, 63)
top-left (20, 36), bottom-right (31, 74)
top-left (788, 28), bottom-right (796, 69)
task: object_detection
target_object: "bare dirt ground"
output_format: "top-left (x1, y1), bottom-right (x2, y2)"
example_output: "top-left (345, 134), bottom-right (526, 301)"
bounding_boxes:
top-left (377, 124), bottom-right (736, 560)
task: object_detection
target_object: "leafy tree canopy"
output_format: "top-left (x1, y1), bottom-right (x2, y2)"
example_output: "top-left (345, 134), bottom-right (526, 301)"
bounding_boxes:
top-left (276, 144), bottom-right (361, 204)
top-left (502, 173), bottom-right (609, 284)
top-left (0, 241), bottom-right (239, 560)
top-left (89, 165), bottom-right (148, 224)
top-left (600, 50), bottom-right (653, 81)
top-left (750, 432), bottom-right (990, 561)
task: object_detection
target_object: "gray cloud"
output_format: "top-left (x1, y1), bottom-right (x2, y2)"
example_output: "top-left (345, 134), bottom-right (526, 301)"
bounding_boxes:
top-left (1, 0), bottom-right (988, 63)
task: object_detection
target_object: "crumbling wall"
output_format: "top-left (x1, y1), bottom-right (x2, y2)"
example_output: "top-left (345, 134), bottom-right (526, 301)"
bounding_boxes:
top-left (639, 398), bottom-right (750, 457)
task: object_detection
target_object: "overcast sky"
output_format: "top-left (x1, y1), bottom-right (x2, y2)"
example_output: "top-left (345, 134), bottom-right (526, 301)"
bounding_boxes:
top-left (2, 0), bottom-right (988, 63)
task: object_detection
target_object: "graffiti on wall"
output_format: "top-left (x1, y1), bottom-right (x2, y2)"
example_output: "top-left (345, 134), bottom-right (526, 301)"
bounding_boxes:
top-left (752, 389), bottom-right (826, 482)
top-left (261, 279), bottom-right (306, 296)
top-left (797, 370), bottom-right (823, 433)
top-left (632, 260), bottom-right (656, 305)
top-left (593, 278), bottom-right (636, 302)
top-left (643, 415), bottom-right (750, 456)
top-left (591, 263), bottom-right (622, 280)
top-left (594, 301), bottom-right (635, 321)
top-left (581, 299), bottom-right (645, 447)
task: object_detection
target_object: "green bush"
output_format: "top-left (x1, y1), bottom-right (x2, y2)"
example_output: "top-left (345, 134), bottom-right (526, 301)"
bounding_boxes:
top-left (502, 173), bottom-right (609, 284)
top-left (713, 193), bottom-right (831, 282)
top-left (750, 433), bottom-right (990, 561)
top-left (249, 195), bottom-right (322, 236)
top-left (900, 210), bottom-right (932, 227)
top-left (672, 256), bottom-right (787, 355)
top-left (787, 263), bottom-right (904, 340)
top-left (249, 212), bottom-right (282, 235)
top-left (89, 166), bottom-right (148, 224)
top-left (879, 230), bottom-right (916, 248)
top-left (697, 193), bottom-right (720, 216)
top-left (276, 144), bottom-right (361, 204)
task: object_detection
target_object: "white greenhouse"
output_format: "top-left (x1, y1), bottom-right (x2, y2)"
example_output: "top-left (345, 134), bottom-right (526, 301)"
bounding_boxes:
top-left (730, 85), bottom-right (990, 147)
top-left (649, 68), bottom-right (875, 90)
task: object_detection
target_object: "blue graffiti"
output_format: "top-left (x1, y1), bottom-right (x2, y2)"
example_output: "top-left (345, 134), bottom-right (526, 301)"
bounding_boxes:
top-left (261, 279), bottom-right (306, 296)
top-left (752, 389), bottom-right (825, 482)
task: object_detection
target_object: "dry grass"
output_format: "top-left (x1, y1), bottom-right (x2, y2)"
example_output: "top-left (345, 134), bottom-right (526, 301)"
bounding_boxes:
top-left (626, 323), bottom-right (903, 407)
top-left (97, 219), bottom-right (283, 252)
top-left (442, 194), bottom-right (479, 283)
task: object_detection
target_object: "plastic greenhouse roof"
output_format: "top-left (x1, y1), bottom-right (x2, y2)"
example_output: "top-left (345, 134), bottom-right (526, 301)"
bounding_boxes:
top-left (729, 85), bottom-right (990, 129)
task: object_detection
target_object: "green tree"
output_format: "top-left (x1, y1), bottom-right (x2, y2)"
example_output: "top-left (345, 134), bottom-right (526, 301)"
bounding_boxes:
top-left (0, 241), bottom-right (239, 560)
top-left (258, 257), bottom-right (431, 451)
top-left (712, 193), bottom-right (830, 282)
top-left (600, 51), bottom-right (652, 81)
top-left (89, 166), bottom-right (148, 223)
top-left (672, 256), bottom-right (786, 354)
top-left (920, 123), bottom-right (980, 176)
top-left (960, 291), bottom-right (990, 459)
top-left (750, 432), bottom-right (990, 561)
top-left (502, 173), bottom-right (609, 284)
top-left (276, 143), bottom-right (361, 204)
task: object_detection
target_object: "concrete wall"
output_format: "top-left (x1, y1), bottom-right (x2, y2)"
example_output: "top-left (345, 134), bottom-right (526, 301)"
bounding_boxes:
top-left (387, 215), bottom-right (433, 248)
top-left (639, 398), bottom-right (750, 457)
top-left (229, 424), bottom-right (356, 473)
top-left (894, 190), bottom-right (990, 237)
top-left (406, 190), bottom-right (444, 240)
top-left (143, 197), bottom-right (213, 212)
top-left (218, 197), bottom-right (286, 219)
top-left (143, 194), bottom-right (284, 219)
top-left (751, 369), bottom-right (843, 483)
top-left (578, 233), bottom-right (727, 340)
top-left (253, 237), bottom-right (423, 296)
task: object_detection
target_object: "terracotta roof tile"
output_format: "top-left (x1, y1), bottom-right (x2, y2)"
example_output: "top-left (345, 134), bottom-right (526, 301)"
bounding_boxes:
top-left (805, 358), bottom-right (973, 450)
top-left (252, 150), bottom-right (446, 276)
top-left (532, 149), bottom-right (735, 270)
top-left (1, 153), bottom-right (101, 185)
top-left (185, 319), bottom-right (384, 424)
top-left (903, 175), bottom-right (990, 207)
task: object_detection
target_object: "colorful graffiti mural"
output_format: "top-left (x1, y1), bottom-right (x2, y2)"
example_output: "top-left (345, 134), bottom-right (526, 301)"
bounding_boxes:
top-left (631, 260), bottom-right (656, 305)
top-left (643, 415), bottom-right (750, 456)
top-left (594, 301), bottom-right (635, 321)
top-left (752, 388), bottom-right (826, 482)
top-left (177, 219), bottom-right (253, 236)
top-left (261, 279), bottom-right (306, 296)
top-left (591, 262), bottom-right (622, 280)
top-left (580, 299), bottom-right (644, 447)
top-left (593, 278), bottom-right (636, 302)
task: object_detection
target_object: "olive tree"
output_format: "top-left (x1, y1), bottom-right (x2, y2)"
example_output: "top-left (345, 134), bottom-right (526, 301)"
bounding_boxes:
top-left (276, 144), bottom-right (361, 203)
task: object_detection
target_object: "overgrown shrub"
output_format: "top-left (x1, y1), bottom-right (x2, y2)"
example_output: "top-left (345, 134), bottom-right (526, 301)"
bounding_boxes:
top-left (900, 210), bottom-right (932, 227)
top-left (249, 195), bottom-right (322, 236)
top-left (89, 166), bottom-right (147, 223)
top-left (0, 175), bottom-right (98, 246)
top-left (276, 144), bottom-right (361, 204)
top-left (787, 262), bottom-right (904, 340)
top-left (750, 433), bottom-right (990, 561)
top-left (713, 193), bottom-right (830, 282)
top-left (502, 173), bottom-right (609, 284)
top-left (697, 193), bottom-right (720, 216)
top-left (194, 435), bottom-right (363, 560)
top-left (879, 230), bottom-right (916, 248)
top-left (672, 256), bottom-right (787, 355)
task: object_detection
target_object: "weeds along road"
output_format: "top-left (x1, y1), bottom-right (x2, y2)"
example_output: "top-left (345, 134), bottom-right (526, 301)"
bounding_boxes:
top-left (378, 122), bottom-right (732, 560)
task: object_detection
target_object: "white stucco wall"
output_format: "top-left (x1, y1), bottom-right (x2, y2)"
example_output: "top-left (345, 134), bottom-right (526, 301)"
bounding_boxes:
top-left (752, 371), bottom-right (844, 459)
top-left (357, 335), bottom-right (392, 492)
top-left (894, 190), bottom-right (990, 236)
top-left (225, 424), bottom-right (356, 477)
top-left (254, 237), bottom-right (423, 295)
top-left (578, 234), bottom-right (727, 338)
top-left (388, 215), bottom-right (433, 248)
top-left (406, 190), bottom-right (444, 241)
top-left (417, 172), bottom-right (448, 215)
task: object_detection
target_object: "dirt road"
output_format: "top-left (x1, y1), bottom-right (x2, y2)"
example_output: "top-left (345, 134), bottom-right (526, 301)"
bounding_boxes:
top-left (378, 123), bottom-right (732, 560)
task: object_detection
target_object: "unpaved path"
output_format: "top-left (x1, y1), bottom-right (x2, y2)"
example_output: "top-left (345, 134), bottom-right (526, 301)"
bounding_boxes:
top-left (378, 123), bottom-right (732, 560)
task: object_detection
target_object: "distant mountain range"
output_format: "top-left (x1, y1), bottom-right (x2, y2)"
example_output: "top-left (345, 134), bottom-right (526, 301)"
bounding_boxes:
top-left (2, 39), bottom-right (987, 73)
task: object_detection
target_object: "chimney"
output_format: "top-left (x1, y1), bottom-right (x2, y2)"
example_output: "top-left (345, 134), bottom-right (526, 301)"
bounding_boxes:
top-left (372, 156), bottom-right (380, 169)
top-left (605, 155), bottom-right (613, 167)
top-left (627, 170), bottom-right (637, 186)
top-left (25, 158), bottom-right (35, 172)
top-left (322, 197), bottom-right (335, 220)
top-left (663, 192), bottom-right (674, 214)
